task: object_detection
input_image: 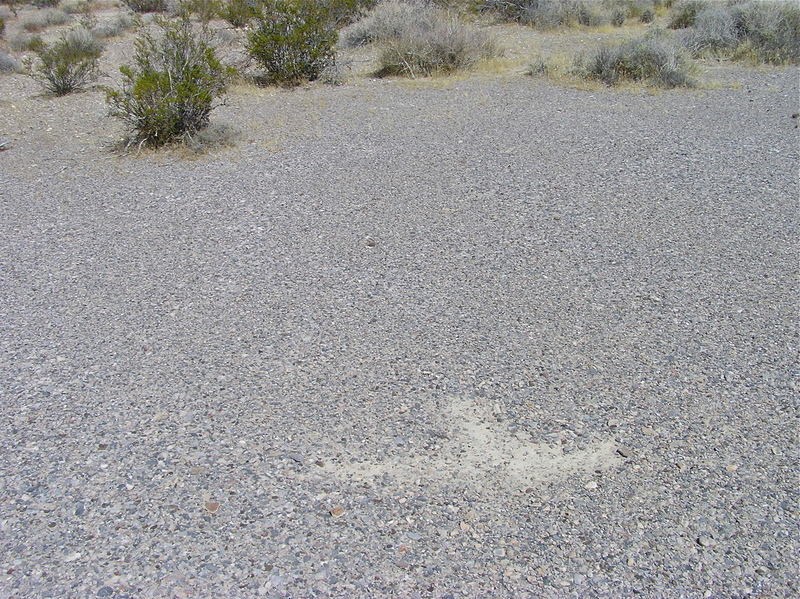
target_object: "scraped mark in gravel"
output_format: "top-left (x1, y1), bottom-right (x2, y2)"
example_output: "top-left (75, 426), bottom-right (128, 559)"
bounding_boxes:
top-left (328, 397), bottom-right (621, 488)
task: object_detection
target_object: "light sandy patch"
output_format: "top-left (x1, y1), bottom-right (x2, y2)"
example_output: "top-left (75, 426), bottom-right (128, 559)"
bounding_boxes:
top-left (326, 396), bottom-right (622, 489)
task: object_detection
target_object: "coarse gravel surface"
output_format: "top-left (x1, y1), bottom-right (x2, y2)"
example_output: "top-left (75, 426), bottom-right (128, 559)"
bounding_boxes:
top-left (1, 59), bottom-right (798, 598)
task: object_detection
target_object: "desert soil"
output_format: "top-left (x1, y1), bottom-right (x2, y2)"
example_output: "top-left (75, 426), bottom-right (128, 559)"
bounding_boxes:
top-left (0, 6), bottom-right (798, 598)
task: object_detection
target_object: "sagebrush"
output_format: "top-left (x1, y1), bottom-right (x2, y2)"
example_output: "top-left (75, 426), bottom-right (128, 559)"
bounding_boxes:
top-left (342, 1), bottom-right (495, 77)
top-left (582, 29), bottom-right (696, 87)
top-left (674, 0), bottom-right (800, 64)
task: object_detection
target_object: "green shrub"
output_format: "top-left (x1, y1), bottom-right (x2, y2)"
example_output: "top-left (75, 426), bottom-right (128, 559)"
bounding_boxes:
top-left (183, 0), bottom-right (222, 22)
top-left (246, 0), bottom-right (337, 85)
top-left (0, 16), bottom-right (4, 37)
top-left (62, 1), bottom-right (92, 14)
top-left (122, 0), bottom-right (167, 13)
top-left (320, 0), bottom-right (376, 28)
top-left (25, 26), bottom-right (103, 94)
top-left (105, 16), bottom-right (232, 147)
top-left (582, 29), bottom-right (695, 87)
top-left (219, 0), bottom-right (259, 28)
top-left (611, 7), bottom-right (625, 27)
top-left (640, 7), bottom-right (654, 23)
top-left (668, 0), bottom-right (705, 29)
top-left (32, 0), bottom-right (61, 7)
top-left (376, 15), bottom-right (496, 77)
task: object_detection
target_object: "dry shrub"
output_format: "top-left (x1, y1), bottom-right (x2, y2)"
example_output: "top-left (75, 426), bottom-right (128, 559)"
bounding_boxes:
top-left (25, 26), bottom-right (103, 94)
top-left (376, 18), bottom-right (496, 77)
top-left (582, 29), bottom-right (696, 87)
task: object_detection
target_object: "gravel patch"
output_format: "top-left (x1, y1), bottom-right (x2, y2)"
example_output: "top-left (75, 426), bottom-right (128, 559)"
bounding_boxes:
top-left (0, 66), bottom-right (798, 598)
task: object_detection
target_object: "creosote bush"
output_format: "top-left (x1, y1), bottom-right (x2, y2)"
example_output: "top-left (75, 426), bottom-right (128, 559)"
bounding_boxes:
top-left (122, 0), bottom-right (167, 13)
top-left (319, 0), bottom-right (377, 28)
top-left (183, 0), bottom-right (222, 23)
top-left (105, 15), bottom-right (232, 147)
top-left (582, 29), bottom-right (695, 87)
top-left (219, 0), bottom-right (259, 27)
top-left (25, 26), bottom-right (103, 95)
top-left (246, 0), bottom-right (337, 85)
top-left (668, 0), bottom-right (704, 29)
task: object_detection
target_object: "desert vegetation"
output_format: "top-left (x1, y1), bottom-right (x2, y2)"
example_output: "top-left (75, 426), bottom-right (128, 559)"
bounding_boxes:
top-left (671, 0), bottom-right (800, 64)
top-left (0, 0), bottom-right (797, 149)
top-left (579, 28), bottom-right (696, 87)
top-left (24, 24), bottom-right (102, 94)
top-left (246, 0), bottom-right (338, 84)
top-left (341, 1), bottom-right (496, 77)
top-left (104, 13), bottom-right (232, 147)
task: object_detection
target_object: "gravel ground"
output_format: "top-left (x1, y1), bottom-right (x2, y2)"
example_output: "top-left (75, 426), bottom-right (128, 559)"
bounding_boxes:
top-left (0, 64), bottom-right (798, 598)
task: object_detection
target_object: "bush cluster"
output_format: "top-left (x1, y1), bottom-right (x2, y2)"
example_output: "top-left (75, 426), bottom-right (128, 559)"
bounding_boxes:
top-left (105, 16), bottom-right (232, 147)
top-left (479, 0), bottom-right (671, 29)
top-left (25, 26), bottom-right (103, 95)
top-left (672, 0), bottom-right (799, 64)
